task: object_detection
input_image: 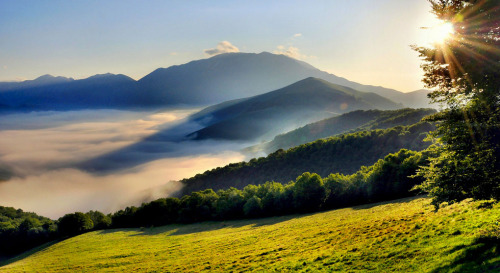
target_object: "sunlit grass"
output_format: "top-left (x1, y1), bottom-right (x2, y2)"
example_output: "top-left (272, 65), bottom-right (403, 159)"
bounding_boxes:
top-left (2, 196), bottom-right (500, 272)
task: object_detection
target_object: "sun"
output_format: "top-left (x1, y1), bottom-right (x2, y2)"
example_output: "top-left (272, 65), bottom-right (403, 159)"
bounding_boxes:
top-left (426, 22), bottom-right (455, 44)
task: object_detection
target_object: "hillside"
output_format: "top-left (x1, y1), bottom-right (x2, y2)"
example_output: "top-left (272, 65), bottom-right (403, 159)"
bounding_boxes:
top-left (181, 122), bottom-right (435, 194)
top-left (257, 108), bottom-right (436, 154)
top-left (185, 77), bottom-right (402, 141)
top-left (0, 52), bottom-right (432, 111)
top-left (2, 197), bottom-right (499, 272)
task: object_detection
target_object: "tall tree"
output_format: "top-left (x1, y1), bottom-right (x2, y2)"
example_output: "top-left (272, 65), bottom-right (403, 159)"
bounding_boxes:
top-left (413, 0), bottom-right (500, 207)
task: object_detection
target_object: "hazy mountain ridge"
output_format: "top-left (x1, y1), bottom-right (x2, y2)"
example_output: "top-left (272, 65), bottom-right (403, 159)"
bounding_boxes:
top-left (0, 73), bottom-right (141, 111)
top-left (0, 74), bottom-right (74, 92)
top-left (184, 77), bottom-right (403, 141)
top-left (0, 52), bottom-right (433, 111)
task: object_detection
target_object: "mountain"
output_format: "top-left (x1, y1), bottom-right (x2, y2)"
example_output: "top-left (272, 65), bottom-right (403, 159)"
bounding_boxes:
top-left (0, 75), bottom-right (74, 92)
top-left (181, 122), bottom-right (435, 194)
top-left (183, 77), bottom-right (403, 141)
top-left (0, 74), bottom-right (143, 111)
top-left (0, 52), bottom-right (434, 111)
top-left (137, 52), bottom-right (433, 108)
top-left (253, 108), bottom-right (437, 154)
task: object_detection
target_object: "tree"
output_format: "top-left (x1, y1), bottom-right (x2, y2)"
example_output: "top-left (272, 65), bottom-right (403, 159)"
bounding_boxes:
top-left (243, 196), bottom-right (263, 218)
top-left (413, 0), bottom-right (500, 208)
top-left (86, 211), bottom-right (111, 230)
top-left (293, 172), bottom-right (326, 212)
top-left (58, 212), bottom-right (94, 236)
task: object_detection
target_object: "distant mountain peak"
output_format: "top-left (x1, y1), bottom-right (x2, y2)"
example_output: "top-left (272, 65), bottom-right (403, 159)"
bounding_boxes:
top-left (85, 73), bottom-right (135, 82)
top-left (33, 74), bottom-right (73, 82)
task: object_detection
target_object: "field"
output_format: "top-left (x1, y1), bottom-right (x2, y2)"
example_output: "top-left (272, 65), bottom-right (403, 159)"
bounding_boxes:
top-left (2, 196), bottom-right (500, 272)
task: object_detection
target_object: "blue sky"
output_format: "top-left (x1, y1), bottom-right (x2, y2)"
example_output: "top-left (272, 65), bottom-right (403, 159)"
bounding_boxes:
top-left (0, 0), bottom-right (441, 92)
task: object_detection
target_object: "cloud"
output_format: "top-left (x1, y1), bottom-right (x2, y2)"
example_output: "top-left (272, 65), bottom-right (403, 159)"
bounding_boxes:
top-left (293, 33), bottom-right (302, 38)
top-left (0, 109), bottom-right (247, 218)
top-left (273, 45), bottom-right (305, 60)
top-left (0, 152), bottom-right (244, 219)
top-left (204, 41), bottom-right (240, 56)
top-left (0, 109), bottom-right (196, 175)
top-left (273, 45), bottom-right (316, 60)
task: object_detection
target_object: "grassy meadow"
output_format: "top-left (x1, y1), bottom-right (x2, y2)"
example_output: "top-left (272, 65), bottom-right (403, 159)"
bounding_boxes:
top-left (2, 196), bottom-right (500, 272)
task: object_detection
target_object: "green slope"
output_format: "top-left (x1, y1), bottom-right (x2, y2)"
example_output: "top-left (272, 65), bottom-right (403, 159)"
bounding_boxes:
top-left (2, 197), bottom-right (500, 272)
top-left (256, 108), bottom-right (437, 154)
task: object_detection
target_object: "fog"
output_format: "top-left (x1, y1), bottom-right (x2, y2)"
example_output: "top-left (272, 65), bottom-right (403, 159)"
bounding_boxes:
top-left (0, 109), bottom-right (247, 219)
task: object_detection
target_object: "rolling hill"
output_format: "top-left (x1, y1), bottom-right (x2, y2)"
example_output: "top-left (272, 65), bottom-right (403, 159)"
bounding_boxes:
top-left (255, 108), bottom-right (437, 154)
top-left (2, 197), bottom-right (499, 272)
top-left (184, 77), bottom-right (403, 141)
top-left (0, 52), bottom-right (433, 111)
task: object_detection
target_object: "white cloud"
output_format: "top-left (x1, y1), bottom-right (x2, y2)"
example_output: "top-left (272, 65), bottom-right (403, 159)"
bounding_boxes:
top-left (0, 109), bottom-right (246, 218)
top-left (0, 152), bottom-right (244, 219)
top-left (273, 45), bottom-right (310, 60)
top-left (293, 33), bottom-right (302, 38)
top-left (204, 41), bottom-right (240, 56)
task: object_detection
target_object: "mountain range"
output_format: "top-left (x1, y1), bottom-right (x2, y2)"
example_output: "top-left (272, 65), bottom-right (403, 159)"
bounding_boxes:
top-left (0, 52), bottom-right (433, 111)
top-left (184, 77), bottom-right (402, 141)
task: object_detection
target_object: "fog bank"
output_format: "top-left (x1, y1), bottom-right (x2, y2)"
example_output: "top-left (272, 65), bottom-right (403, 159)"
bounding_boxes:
top-left (0, 109), bottom-right (247, 218)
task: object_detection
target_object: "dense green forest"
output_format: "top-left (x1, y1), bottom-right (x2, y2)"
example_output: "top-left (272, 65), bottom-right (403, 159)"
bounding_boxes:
top-left (257, 108), bottom-right (436, 154)
top-left (182, 121), bottom-right (435, 194)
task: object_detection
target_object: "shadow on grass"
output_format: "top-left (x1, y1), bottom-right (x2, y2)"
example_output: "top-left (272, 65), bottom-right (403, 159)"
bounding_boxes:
top-left (98, 213), bottom-right (307, 237)
top-left (0, 240), bottom-right (60, 267)
top-left (99, 196), bottom-right (430, 238)
top-left (431, 236), bottom-right (500, 273)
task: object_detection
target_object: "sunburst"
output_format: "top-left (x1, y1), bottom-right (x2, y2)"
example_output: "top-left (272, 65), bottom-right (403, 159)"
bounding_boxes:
top-left (425, 22), bottom-right (455, 45)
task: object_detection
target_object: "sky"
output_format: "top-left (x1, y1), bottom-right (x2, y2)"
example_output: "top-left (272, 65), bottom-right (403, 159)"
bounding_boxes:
top-left (0, 0), bottom-right (442, 92)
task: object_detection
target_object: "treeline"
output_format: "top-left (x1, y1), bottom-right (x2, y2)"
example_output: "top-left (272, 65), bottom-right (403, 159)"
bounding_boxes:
top-left (182, 122), bottom-right (435, 195)
top-left (0, 208), bottom-right (111, 257)
top-left (0, 148), bottom-right (430, 258)
top-left (112, 149), bottom-right (428, 227)
top-left (0, 207), bottom-right (56, 257)
top-left (110, 148), bottom-right (429, 226)
top-left (261, 108), bottom-right (437, 153)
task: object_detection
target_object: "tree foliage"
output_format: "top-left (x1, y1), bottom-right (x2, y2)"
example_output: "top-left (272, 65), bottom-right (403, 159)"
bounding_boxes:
top-left (413, 0), bottom-right (500, 207)
top-left (0, 206), bottom-right (56, 256)
top-left (58, 212), bottom-right (94, 237)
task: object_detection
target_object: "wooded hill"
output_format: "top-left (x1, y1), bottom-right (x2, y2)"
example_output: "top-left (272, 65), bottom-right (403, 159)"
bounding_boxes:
top-left (254, 108), bottom-right (437, 154)
top-left (181, 121), bottom-right (435, 195)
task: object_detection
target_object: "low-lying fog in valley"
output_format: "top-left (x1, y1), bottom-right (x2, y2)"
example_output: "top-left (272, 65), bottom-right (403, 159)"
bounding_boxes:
top-left (0, 109), bottom-right (248, 219)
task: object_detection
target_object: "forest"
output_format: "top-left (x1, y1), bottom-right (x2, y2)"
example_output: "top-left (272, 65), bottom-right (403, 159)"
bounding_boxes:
top-left (182, 121), bottom-right (435, 194)
top-left (0, 147), bottom-right (429, 257)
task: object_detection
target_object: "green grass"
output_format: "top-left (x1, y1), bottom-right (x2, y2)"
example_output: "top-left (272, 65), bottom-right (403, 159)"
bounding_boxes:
top-left (2, 196), bottom-right (500, 272)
